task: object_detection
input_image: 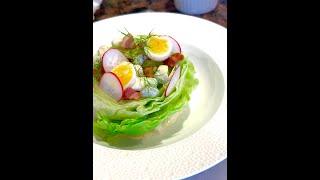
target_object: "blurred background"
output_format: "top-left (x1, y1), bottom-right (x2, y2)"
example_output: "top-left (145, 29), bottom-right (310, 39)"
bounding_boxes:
top-left (93, 0), bottom-right (227, 28)
top-left (93, 0), bottom-right (227, 179)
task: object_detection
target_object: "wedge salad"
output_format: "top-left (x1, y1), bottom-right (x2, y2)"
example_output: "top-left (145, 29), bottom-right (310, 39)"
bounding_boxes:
top-left (93, 30), bottom-right (198, 140)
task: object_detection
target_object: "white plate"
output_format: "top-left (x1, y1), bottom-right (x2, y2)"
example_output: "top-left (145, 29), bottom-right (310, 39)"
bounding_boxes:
top-left (93, 12), bottom-right (227, 180)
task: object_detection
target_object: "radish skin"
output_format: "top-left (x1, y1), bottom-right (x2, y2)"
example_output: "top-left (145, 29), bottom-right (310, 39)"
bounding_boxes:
top-left (161, 35), bottom-right (181, 54)
top-left (102, 49), bottom-right (128, 72)
top-left (99, 72), bottom-right (124, 101)
top-left (165, 65), bottom-right (181, 97)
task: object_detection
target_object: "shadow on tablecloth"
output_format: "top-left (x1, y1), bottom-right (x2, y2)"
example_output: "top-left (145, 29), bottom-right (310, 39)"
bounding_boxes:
top-left (185, 159), bottom-right (227, 180)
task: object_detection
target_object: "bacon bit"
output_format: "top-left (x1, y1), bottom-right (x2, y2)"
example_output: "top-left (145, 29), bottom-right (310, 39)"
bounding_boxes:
top-left (170, 53), bottom-right (184, 62)
top-left (164, 53), bottom-right (184, 67)
top-left (143, 66), bottom-right (157, 78)
top-left (164, 59), bottom-right (175, 68)
top-left (120, 35), bottom-right (135, 49)
top-left (123, 88), bottom-right (141, 100)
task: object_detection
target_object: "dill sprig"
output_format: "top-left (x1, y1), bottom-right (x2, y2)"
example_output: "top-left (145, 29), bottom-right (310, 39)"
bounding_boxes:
top-left (118, 27), bottom-right (131, 37)
top-left (134, 29), bottom-right (157, 48)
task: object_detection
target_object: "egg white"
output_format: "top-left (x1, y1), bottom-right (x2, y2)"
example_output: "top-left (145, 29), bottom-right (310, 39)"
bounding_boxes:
top-left (131, 77), bottom-right (145, 91)
top-left (145, 36), bottom-right (173, 62)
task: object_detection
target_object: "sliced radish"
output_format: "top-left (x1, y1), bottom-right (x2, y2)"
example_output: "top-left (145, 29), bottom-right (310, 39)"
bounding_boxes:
top-left (161, 35), bottom-right (181, 54)
top-left (99, 72), bottom-right (123, 101)
top-left (165, 65), bottom-right (181, 97)
top-left (102, 48), bottom-right (128, 72)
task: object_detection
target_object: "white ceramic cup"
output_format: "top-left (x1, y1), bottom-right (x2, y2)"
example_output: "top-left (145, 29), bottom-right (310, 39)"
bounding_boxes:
top-left (174, 0), bottom-right (219, 15)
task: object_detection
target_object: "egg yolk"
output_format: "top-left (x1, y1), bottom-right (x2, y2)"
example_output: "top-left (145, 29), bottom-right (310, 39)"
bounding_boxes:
top-left (111, 63), bottom-right (134, 87)
top-left (147, 36), bottom-right (169, 54)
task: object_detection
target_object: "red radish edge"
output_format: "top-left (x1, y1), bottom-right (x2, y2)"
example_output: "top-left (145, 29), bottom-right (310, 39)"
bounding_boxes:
top-left (101, 48), bottom-right (117, 62)
top-left (168, 35), bottom-right (181, 53)
top-left (108, 72), bottom-right (124, 95)
top-left (101, 48), bottom-right (114, 73)
top-left (165, 65), bottom-right (181, 97)
top-left (99, 72), bottom-right (124, 101)
top-left (101, 48), bottom-right (128, 72)
top-left (162, 35), bottom-right (181, 54)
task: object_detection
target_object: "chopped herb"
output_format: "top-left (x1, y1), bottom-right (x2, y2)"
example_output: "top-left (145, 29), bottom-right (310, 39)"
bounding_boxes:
top-left (120, 47), bottom-right (145, 60)
top-left (118, 27), bottom-right (131, 37)
top-left (142, 60), bottom-right (163, 67)
top-left (93, 53), bottom-right (103, 81)
top-left (132, 54), bottom-right (147, 65)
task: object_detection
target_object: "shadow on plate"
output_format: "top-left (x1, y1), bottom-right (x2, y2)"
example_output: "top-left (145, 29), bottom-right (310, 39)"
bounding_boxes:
top-left (94, 105), bottom-right (191, 150)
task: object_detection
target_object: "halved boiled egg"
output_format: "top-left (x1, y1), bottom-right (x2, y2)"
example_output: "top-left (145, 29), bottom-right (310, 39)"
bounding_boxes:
top-left (145, 36), bottom-right (173, 62)
top-left (111, 62), bottom-right (136, 89)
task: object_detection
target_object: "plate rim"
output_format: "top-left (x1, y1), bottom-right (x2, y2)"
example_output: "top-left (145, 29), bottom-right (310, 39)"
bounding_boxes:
top-left (93, 12), bottom-right (227, 180)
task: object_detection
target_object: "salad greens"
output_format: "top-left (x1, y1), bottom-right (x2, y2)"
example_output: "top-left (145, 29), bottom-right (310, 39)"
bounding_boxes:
top-left (93, 58), bottom-right (198, 138)
top-left (93, 32), bottom-right (198, 139)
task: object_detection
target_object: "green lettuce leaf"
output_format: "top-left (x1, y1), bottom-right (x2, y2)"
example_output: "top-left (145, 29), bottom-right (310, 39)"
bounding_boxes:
top-left (93, 58), bottom-right (198, 140)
